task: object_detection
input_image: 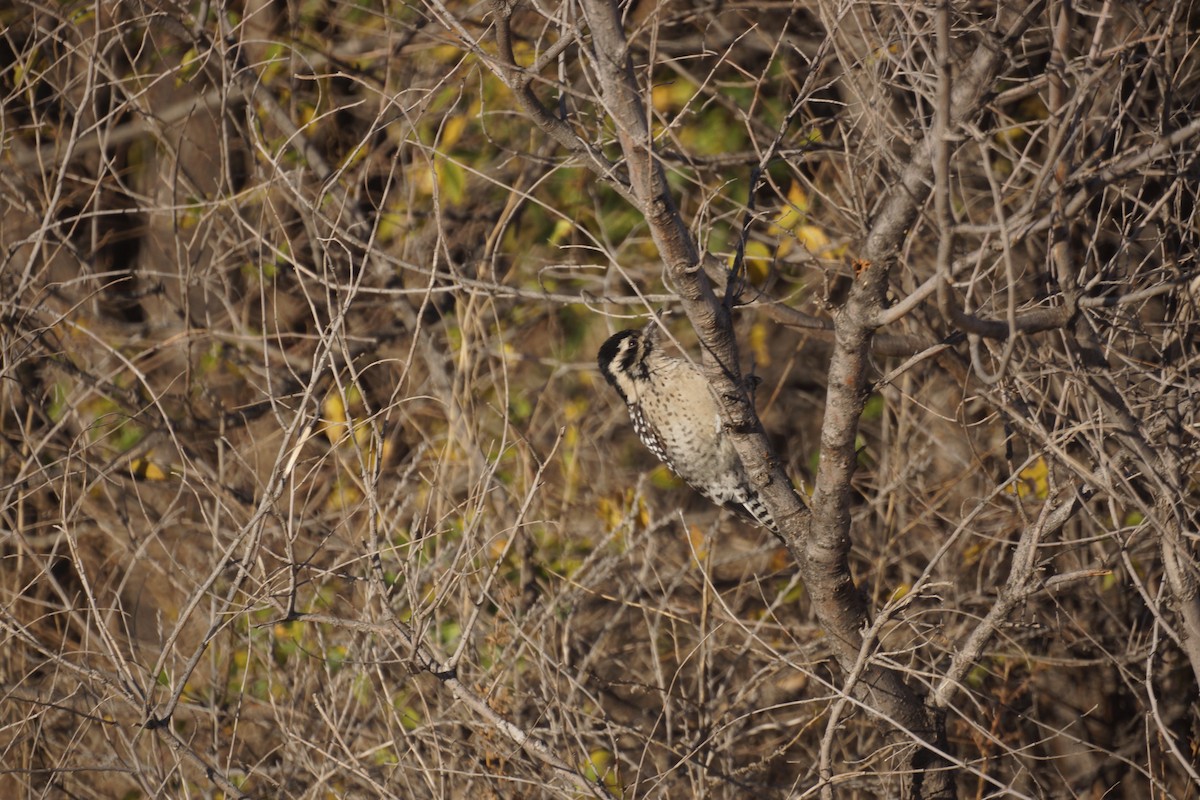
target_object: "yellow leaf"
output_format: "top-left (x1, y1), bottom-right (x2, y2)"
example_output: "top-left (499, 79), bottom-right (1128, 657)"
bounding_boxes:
top-left (962, 540), bottom-right (987, 565)
top-left (652, 79), bottom-right (696, 112)
top-left (548, 218), bottom-right (574, 246)
top-left (564, 398), bottom-right (589, 422)
top-left (325, 480), bottom-right (363, 512)
top-left (322, 393), bottom-right (349, 445)
top-left (411, 162), bottom-right (436, 197)
top-left (376, 210), bottom-right (409, 244)
top-left (795, 224), bottom-right (832, 256)
top-left (991, 156), bottom-right (1014, 177)
top-left (177, 48), bottom-right (202, 85)
top-left (965, 664), bottom-right (989, 689)
top-left (583, 748), bottom-right (618, 789)
top-left (749, 321), bottom-right (770, 367)
top-left (1006, 456), bottom-right (1049, 499)
top-left (774, 208), bottom-right (801, 235)
top-left (489, 537), bottom-right (509, 561)
top-left (297, 101), bottom-right (317, 131)
top-left (651, 84), bottom-right (674, 113)
top-left (353, 420), bottom-right (374, 447)
top-left (440, 115), bottom-right (468, 149)
top-left (737, 240), bottom-right (773, 283)
top-left (511, 40), bottom-right (534, 64)
top-left (273, 621), bottom-right (300, 640)
top-left (649, 464), bottom-right (681, 489)
top-left (786, 181), bottom-right (809, 210)
top-left (433, 44), bottom-right (462, 63)
top-left (636, 237), bottom-right (660, 259)
top-left (636, 495), bottom-right (650, 530)
top-left (1016, 95), bottom-right (1049, 121)
top-left (378, 439), bottom-right (395, 468)
top-left (772, 181), bottom-right (810, 234)
top-left (435, 158), bottom-right (467, 205)
top-left (129, 457), bottom-right (172, 481)
top-left (597, 497), bottom-right (622, 529)
top-left (994, 125), bottom-right (1028, 145)
top-left (338, 142), bottom-right (368, 171)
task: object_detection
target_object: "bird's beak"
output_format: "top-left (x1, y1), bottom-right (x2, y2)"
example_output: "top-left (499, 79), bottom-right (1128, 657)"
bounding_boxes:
top-left (643, 315), bottom-right (664, 344)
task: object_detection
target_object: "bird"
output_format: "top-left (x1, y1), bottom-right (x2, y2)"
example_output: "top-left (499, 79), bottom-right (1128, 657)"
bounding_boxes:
top-left (597, 323), bottom-right (778, 534)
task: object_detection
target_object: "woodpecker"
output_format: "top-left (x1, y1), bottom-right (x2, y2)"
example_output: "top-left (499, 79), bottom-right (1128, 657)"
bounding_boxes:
top-left (597, 324), bottom-right (778, 534)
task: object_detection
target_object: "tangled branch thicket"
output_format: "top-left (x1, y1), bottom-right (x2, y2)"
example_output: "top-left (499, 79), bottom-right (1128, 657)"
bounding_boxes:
top-left (2, 1), bottom-right (1198, 797)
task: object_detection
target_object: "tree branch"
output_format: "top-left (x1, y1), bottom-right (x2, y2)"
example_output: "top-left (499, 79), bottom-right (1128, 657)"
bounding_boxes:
top-left (799, 5), bottom-right (1047, 797)
top-left (932, 492), bottom-right (1081, 708)
top-left (292, 613), bottom-right (617, 799)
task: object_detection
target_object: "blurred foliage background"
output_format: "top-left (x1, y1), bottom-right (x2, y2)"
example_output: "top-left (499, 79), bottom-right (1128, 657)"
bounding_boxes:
top-left (2, 1), bottom-right (1199, 797)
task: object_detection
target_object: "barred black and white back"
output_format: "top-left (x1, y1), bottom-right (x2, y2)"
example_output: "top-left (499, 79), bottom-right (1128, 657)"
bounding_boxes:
top-left (597, 325), bottom-right (778, 534)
